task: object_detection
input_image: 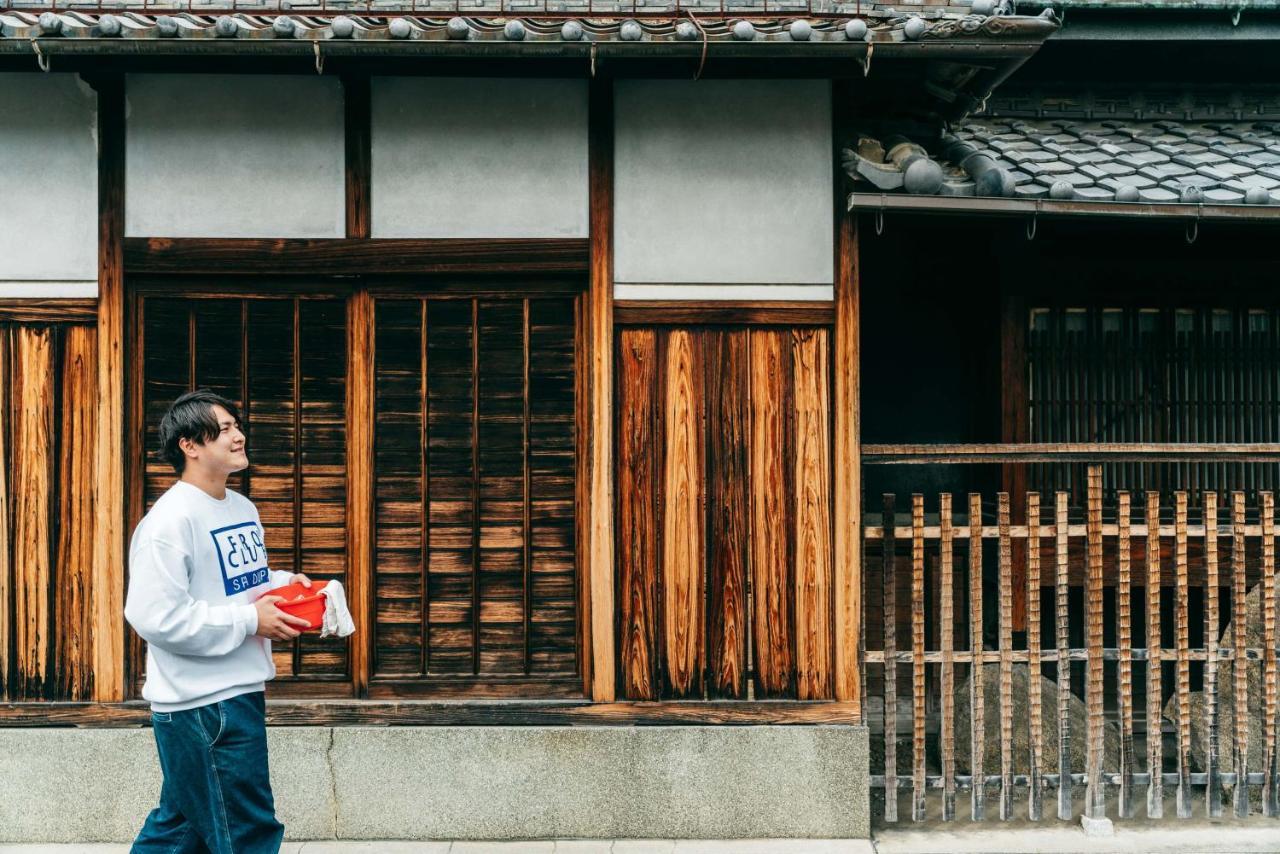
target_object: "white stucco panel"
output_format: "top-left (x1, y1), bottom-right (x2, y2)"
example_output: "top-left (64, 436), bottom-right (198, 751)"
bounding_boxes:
top-left (0, 74), bottom-right (98, 284)
top-left (614, 79), bottom-right (833, 286)
top-left (371, 77), bottom-right (589, 238)
top-left (126, 74), bottom-right (344, 238)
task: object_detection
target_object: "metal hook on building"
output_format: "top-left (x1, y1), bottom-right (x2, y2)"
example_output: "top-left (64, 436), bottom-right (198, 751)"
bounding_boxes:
top-left (1026, 210), bottom-right (1038, 241)
top-left (1231, 8), bottom-right (1242, 26)
top-left (31, 38), bottom-right (50, 72)
top-left (314, 41), bottom-right (325, 75)
top-left (590, 42), bottom-right (597, 78)
top-left (874, 207), bottom-right (885, 236)
top-left (861, 43), bottom-right (874, 79)
top-left (1186, 215), bottom-right (1200, 245)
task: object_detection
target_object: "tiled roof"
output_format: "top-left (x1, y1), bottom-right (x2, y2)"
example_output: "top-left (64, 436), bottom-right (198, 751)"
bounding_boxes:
top-left (844, 118), bottom-right (1280, 205)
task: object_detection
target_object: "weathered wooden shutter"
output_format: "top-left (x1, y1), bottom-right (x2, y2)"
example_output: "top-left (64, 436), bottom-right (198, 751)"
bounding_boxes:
top-left (137, 295), bottom-right (349, 692)
top-left (372, 296), bottom-right (580, 696)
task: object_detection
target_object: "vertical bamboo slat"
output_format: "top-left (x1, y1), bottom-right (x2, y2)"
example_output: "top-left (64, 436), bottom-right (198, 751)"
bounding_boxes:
top-left (1262, 492), bottom-right (1277, 816)
top-left (1055, 491), bottom-right (1071, 820)
top-left (940, 493), bottom-right (957, 821)
top-left (793, 329), bottom-right (832, 700)
top-left (997, 493), bottom-right (1014, 820)
top-left (1204, 491), bottom-right (1222, 817)
top-left (1175, 491), bottom-right (1193, 817)
top-left (970, 493), bottom-right (985, 821)
top-left (1086, 466), bottom-right (1106, 818)
top-left (1233, 491), bottom-right (1249, 817)
top-left (661, 330), bottom-right (704, 699)
top-left (883, 494), bottom-right (898, 823)
top-left (1147, 491), bottom-right (1164, 818)
top-left (911, 494), bottom-right (927, 821)
top-left (1027, 492), bottom-right (1044, 821)
top-left (1117, 492), bottom-right (1135, 818)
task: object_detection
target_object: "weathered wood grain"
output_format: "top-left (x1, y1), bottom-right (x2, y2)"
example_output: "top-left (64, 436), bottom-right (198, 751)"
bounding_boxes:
top-left (618, 329), bottom-right (660, 700)
top-left (1027, 492), bottom-right (1044, 821)
top-left (970, 493), bottom-right (986, 821)
top-left (1262, 492), bottom-right (1277, 816)
top-left (884, 494), bottom-right (898, 823)
top-left (1175, 491), bottom-right (1192, 817)
top-left (998, 492), bottom-right (1014, 820)
top-left (1233, 491), bottom-right (1249, 817)
top-left (793, 329), bottom-right (833, 701)
top-left (0, 331), bottom-right (9, 700)
top-left (1056, 491), bottom-right (1071, 820)
top-left (706, 331), bottom-right (749, 699)
top-left (940, 493), bottom-right (957, 821)
top-left (1085, 466), bottom-right (1105, 818)
top-left (661, 330), bottom-right (704, 699)
top-left (13, 328), bottom-right (55, 700)
top-left (614, 302), bottom-right (835, 327)
top-left (1000, 289), bottom-right (1028, 633)
top-left (912, 494), bottom-right (927, 821)
top-left (1147, 491), bottom-right (1164, 818)
top-left (1203, 491), bottom-right (1222, 817)
top-left (750, 329), bottom-right (794, 698)
top-left (342, 74), bottom-right (371, 240)
top-left (347, 290), bottom-right (375, 697)
top-left (1117, 491), bottom-right (1136, 818)
top-left (56, 326), bottom-right (97, 701)
top-left (0, 301), bottom-right (96, 324)
top-left (833, 213), bottom-right (861, 711)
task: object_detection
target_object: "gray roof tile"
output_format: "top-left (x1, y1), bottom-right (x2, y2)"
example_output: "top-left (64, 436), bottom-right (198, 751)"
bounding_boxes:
top-left (1119, 151), bottom-right (1171, 167)
top-left (1074, 186), bottom-right (1115, 201)
top-left (1204, 188), bottom-right (1247, 203)
top-left (1172, 151), bottom-right (1227, 168)
top-left (1198, 163), bottom-right (1253, 181)
top-left (1139, 187), bottom-right (1180, 203)
top-left (1102, 174), bottom-right (1158, 191)
top-left (1140, 162), bottom-right (1195, 181)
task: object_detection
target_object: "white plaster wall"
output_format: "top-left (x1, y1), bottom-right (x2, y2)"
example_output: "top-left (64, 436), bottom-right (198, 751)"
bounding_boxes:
top-left (614, 79), bottom-right (833, 296)
top-left (0, 74), bottom-right (98, 295)
top-left (371, 77), bottom-right (589, 238)
top-left (125, 74), bottom-right (344, 238)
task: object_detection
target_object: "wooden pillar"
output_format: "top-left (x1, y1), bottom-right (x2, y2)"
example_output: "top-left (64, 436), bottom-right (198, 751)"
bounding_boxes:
top-left (832, 81), bottom-right (861, 714)
top-left (343, 74), bottom-right (374, 698)
top-left (92, 74), bottom-right (126, 702)
top-left (1000, 285), bottom-right (1029, 632)
top-left (587, 76), bottom-right (616, 702)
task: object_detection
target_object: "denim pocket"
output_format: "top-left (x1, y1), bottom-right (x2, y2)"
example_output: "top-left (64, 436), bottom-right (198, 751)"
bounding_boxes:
top-left (195, 702), bottom-right (226, 747)
top-left (151, 711), bottom-right (172, 724)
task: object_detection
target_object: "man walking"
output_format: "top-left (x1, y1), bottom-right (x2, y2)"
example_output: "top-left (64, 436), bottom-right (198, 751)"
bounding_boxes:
top-left (126, 389), bottom-right (313, 854)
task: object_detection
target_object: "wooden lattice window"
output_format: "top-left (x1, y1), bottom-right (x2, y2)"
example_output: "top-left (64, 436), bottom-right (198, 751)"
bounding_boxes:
top-left (1027, 304), bottom-right (1280, 503)
top-left (372, 295), bottom-right (581, 696)
top-left (134, 293), bottom-right (349, 691)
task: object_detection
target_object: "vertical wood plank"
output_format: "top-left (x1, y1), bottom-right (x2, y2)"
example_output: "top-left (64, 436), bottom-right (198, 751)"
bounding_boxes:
top-left (342, 74), bottom-right (371, 240)
top-left (1175, 491), bottom-right (1193, 817)
top-left (1027, 492), bottom-right (1044, 821)
top-left (346, 290), bottom-right (375, 697)
top-left (1233, 491), bottom-right (1249, 817)
top-left (661, 330), bottom-right (704, 699)
top-left (1262, 492), bottom-right (1278, 816)
top-left (587, 76), bottom-right (616, 702)
top-left (833, 194), bottom-right (861, 711)
top-left (706, 330), bottom-right (748, 699)
top-left (794, 329), bottom-right (833, 700)
top-left (1056, 491), bottom-right (1072, 820)
top-left (998, 492), bottom-right (1014, 820)
top-left (1118, 491), bottom-right (1136, 819)
top-left (750, 329), bottom-right (793, 698)
top-left (1001, 289), bottom-right (1029, 633)
top-left (970, 493), bottom-right (986, 821)
top-left (617, 329), bottom-right (659, 700)
top-left (13, 328), bottom-right (55, 699)
top-left (1086, 465), bottom-right (1106, 818)
top-left (1204, 490), bottom-right (1222, 818)
top-left (56, 326), bottom-right (97, 701)
top-left (911, 494), bottom-right (926, 821)
top-left (940, 493), bottom-right (957, 821)
top-left (882, 493), bottom-right (898, 823)
top-left (92, 72), bottom-right (126, 703)
top-left (1147, 491), bottom-right (1165, 818)
top-left (0, 330), bottom-right (8, 700)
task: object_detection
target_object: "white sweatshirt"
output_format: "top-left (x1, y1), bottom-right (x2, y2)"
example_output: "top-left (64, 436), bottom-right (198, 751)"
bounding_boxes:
top-left (124, 480), bottom-right (292, 712)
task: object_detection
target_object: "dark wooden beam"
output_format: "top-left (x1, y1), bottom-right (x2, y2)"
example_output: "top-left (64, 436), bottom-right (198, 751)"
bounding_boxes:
top-left (0, 700), bottom-right (861, 728)
top-left (343, 74), bottom-right (372, 240)
top-left (0, 300), bottom-right (97, 325)
top-left (614, 301), bottom-right (834, 327)
top-left (123, 238), bottom-right (589, 276)
top-left (1001, 284), bottom-right (1029, 632)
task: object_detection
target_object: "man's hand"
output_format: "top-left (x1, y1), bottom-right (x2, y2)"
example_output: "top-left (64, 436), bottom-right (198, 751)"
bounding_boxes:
top-left (253, 596), bottom-right (311, 641)
top-left (287, 573), bottom-right (313, 588)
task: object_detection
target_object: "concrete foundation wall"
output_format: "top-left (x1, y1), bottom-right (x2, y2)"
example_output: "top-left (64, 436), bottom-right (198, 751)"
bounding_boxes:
top-left (125, 74), bottom-right (345, 238)
top-left (0, 725), bottom-right (868, 842)
top-left (0, 73), bottom-right (98, 294)
top-left (614, 79), bottom-right (833, 293)
top-left (371, 78), bottom-right (589, 239)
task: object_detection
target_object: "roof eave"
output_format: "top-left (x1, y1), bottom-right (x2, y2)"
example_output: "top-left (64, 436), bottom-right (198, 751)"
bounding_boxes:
top-left (848, 191), bottom-right (1280, 221)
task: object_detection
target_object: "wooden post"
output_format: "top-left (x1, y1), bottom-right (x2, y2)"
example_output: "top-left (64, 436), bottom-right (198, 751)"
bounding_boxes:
top-left (1000, 287), bottom-right (1028, 633)
top-left (833, 186), bottom-right (861, 712)
top-left (587, 76), bottom-right (616, 702)
top-left (92, 74), bottom-right (126, 703)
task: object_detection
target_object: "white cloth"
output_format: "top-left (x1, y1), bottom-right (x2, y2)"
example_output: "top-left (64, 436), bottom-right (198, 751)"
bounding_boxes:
top-left (124, 481), bottom-right (293, 712)
top-left (319, 579), bottom-right (356, 639)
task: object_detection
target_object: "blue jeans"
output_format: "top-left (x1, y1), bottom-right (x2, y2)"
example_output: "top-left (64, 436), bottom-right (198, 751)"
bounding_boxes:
top-left (132, 691), bottom-right (285, 854)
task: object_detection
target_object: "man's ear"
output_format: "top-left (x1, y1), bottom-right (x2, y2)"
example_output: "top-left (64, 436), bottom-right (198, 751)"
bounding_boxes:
top-left (178, 436), bottom-right (200, 460)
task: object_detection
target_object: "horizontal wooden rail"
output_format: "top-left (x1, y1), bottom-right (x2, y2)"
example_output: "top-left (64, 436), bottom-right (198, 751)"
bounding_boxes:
top-left (866, 648), bottom-right (1277, 664)
top-left (873, 772), bottom-right (1276, 789)
top-left (866, 523), bottom-right (1271, 539)
top-left (863, 443), bottom-right (1280, 464)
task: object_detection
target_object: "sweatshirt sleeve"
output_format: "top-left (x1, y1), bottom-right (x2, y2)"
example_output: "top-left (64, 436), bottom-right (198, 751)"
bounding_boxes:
top-left (270, 569), bottom-right (294, 589)
top-left (125, 537), bottom-right (259, 656)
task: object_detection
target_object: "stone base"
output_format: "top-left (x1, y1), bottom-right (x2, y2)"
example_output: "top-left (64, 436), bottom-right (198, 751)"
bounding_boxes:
top-left (0, 725), bottom-right (869, 843)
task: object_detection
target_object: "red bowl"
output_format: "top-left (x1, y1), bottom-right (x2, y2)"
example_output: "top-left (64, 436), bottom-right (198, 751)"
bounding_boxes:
top-left (266, 581), bottom-right (329, 631)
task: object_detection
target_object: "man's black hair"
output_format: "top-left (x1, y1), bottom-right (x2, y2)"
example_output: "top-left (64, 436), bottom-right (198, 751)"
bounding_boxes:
top-left (159, 390), bottom-right (243, 473)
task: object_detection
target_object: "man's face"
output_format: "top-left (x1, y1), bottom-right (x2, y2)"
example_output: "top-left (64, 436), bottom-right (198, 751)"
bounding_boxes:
top-left (181, 404), bottom-right (249, 476)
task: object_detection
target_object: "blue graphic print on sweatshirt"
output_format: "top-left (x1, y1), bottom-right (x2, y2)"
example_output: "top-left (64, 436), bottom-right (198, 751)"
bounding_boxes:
top-left (210, 521), bottom-right (271, 596)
